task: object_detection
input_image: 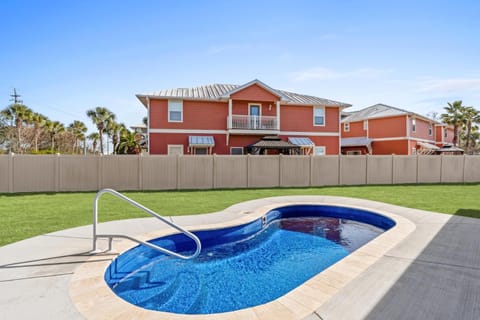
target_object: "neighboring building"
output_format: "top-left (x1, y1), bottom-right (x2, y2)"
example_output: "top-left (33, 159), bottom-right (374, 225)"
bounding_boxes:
top-left (341, 104), bottom-right (457, 155)
top-left (136, 79), bottom-right (351, 155)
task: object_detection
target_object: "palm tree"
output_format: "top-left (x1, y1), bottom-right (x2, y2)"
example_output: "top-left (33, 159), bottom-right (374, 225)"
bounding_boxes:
top-left (86, 107), bottom-right (116, 154)
top-left (44, 120), bottom-right (65, 152)
top-left (31, 113), bottom-right (48, 152)
top-left (117, 129), bottom-right (140, 154)
top-left (0, 103), bottom-right (33, 153)
top-left (108, 122), bottom-right (125, 154)
top-left (441, 101), bottom-right (465, 147)
top-left (68, 120), bottom-right (88, 154)
top-left (87, 132), bottom-right (100, 154)
top-left (461, 106), bottom-right (480, 154)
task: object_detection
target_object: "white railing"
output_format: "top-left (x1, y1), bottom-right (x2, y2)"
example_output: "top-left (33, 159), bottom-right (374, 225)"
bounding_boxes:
top-left (92, 188), bottom-right (201, 260)
top-left (228, 115), bottom-right (278, 130)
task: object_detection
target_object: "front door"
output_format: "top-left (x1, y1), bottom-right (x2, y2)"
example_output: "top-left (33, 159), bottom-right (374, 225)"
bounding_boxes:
top-left (249, 104), bottom-right (260, 129)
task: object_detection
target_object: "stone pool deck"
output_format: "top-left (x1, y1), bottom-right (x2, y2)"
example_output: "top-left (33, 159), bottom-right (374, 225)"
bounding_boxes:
top-left (1, 196), bottom-right (479, 319)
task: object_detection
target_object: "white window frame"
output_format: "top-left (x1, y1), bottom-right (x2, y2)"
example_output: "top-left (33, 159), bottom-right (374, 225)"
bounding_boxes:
top-left (193, 147), bottom-right (208, 155)
top-left (230, 147), bottom-right (244, 155)
top-left (344, 122), bottom-right (350, 132)
top-left (363, 120), bottom-right (368, 130)
top-left (347, 150), bottom-right (362, 155)
top-left (168, 100), bottom-right (183, 122)
top-left (313, 106), bottom-right (325, 126)
top-left (314, 146), bottom-right (326, 155)
top-left (167, 144), bottom-right (184, 155)
top-left (428, 124), bottom-right (433, 136)
top-left (412, 118), bottom-right (416, 133)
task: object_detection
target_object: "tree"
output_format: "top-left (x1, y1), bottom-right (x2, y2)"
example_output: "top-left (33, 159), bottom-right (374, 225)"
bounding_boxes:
top-left (117, 129), bottom-right (140, 154)
top-left (68, 120), bottom-right (88, 154)
top-left (461, 106), bottom-right (480, 154)
top-left (86, 107), bottom-right (116, 154)
top-left (108, 122), bottom-right (125, 154)
top-left (0, 103), bottom-right (33, 153)
top-left (44, 120), bottom-right (65, 152)
top-left (441, 101), bottom-right (464, 147)
top-left (87, 132), bottom-right (100, 154)
top-left (31, 112), bottom-right (48, 152)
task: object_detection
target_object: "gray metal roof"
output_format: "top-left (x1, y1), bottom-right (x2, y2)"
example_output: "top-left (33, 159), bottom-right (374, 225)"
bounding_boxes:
top-left (342, 104), bottom-right (409, 123)
top-left (288, 137), bottom-right (314, 147)
top-left (137, 80), bottom-right (351, 108)
top-left (188, 136), bottom-right (215, 146)
top-left (341, 137), bottom-right (372, 147)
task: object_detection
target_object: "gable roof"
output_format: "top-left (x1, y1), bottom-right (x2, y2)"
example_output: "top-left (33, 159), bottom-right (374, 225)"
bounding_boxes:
top-left (342, 103), bottom-right (440, 124)
top-left (136, 79), bottom-right (351, 108)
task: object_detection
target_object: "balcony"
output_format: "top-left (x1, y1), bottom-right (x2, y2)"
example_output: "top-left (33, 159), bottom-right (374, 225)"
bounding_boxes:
top-left (227, 115), bottom-right (278, 134)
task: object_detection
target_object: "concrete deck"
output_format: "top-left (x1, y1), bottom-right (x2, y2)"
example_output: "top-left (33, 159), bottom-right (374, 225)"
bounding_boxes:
top-left (1, 196), bottom-right (479, 319)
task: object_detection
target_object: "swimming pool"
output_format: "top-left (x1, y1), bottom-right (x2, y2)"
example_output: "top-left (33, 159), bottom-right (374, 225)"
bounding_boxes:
top-left (105, 205), bottom-right (395, 314)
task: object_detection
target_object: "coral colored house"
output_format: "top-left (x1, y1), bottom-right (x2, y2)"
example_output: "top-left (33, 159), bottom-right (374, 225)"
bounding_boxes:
top-left (341, 104), bottom-right (454, 155)
top-left (136, 80), bottom-right (350, 155)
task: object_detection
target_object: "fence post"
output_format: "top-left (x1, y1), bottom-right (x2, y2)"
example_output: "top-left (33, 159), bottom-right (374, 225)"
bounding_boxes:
top-left (279, 154), bottom-right (282, 187)
top-left (138, 155), bottom-right (143, 191)
top-left (439, 154), bottom-right (444, 183)
top-left (416, 155), bottom-right (419, 184)
top-left (176, 154), bottom-right (180, 190)
top-left (391, 154), bottom-right (395, 184)
top-left (97, 155), bottom-right (102, 190)
top-left (55, 154), bottom-right (60, 192)
top-left (212, 154), bottom-right (217, 189)
top-left (309, 154), bottom-right (313, 187)
top-left (246, 154), bottom-right (250, 188)
top-left (8, 153), bottom-right (14, 193)
top-left (338, 155), bottom-right (342, 185)
top-left (462, 154), bottom-right (466, 183)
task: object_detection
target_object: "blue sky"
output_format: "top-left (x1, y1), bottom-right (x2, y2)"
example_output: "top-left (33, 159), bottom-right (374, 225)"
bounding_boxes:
top-left (1, 0), bottom-right (479, 132)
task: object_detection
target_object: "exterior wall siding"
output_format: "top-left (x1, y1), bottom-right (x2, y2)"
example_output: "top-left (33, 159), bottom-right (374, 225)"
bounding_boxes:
top-left (230, 84), bottom-right (280, 101)
top-left (372, 140), bottom-right (409, 155)
top-left (369, 116), bottom-right (407, 138)
top-left (281, 106), bottom-right (339, 132)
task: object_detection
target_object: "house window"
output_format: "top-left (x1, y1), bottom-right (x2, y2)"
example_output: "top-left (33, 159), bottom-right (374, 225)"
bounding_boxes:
top-left (314, 146), bottom-right (326, 155)
top-left (444, 128), bottom-right (448, 138)
top-left (428, 124), bottom-right (433, 136)
top-left (194, 148), bottom-right (208, 155)
top-left (168, 100), bottom-right (183, 122)
top-left (167, 144), bottom-right (184, 155)
top-left (230, 147), bottom-right (244, 155)
top-left (363, 120), bottom-right (368, 130)
top-left (344, 122), bottom-right (350, 132)
top-left (313, 106), bottom-right (325, 126)
top-left (412, 118), bottom-right (416, 133)
top-left (347, 150), bottom-right (362, 155)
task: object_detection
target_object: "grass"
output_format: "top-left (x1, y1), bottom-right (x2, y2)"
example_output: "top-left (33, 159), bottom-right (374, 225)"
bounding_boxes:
top-left (1, 184), bottom-right (479, 247)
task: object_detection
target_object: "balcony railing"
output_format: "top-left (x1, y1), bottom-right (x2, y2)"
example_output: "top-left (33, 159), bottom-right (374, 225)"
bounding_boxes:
top-left (228, 115), bottom-right (278, 130)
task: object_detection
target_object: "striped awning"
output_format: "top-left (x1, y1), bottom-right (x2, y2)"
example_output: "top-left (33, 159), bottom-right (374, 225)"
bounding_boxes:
top-left (288, 137), bottom-right (314, 147)
top-left (188, 136), bottom-right (215, 147)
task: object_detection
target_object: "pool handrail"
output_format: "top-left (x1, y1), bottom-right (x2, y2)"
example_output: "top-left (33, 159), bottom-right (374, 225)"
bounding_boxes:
top-left (92, 188), bottom-right (201, 260)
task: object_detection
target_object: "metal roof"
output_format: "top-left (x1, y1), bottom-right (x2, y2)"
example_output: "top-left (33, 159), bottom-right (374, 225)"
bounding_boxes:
top-left (342, 104), bottom-right (409, 122)
top-left (417, 142), bottom-right (439, 150)
top-left (288, 137), bottom-right (314, 147)
top-left (248, 136), bottom-right (299, 149)
top-left (188, 136), bottom-right (215, 147)
top-left (341, 137), bottom-right (372, 147)
top-left (137, 80), bottom-right (351, 108)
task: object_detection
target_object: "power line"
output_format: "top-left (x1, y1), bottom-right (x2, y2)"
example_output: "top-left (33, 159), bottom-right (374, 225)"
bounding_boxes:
top-left (9, 88), bottom-right (23, 104)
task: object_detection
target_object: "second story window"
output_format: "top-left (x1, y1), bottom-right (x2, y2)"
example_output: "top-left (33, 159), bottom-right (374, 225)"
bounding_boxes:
top-left (363, 120), bottom-right (368, 130)
top-left (412, 118), bottom-right (416, 133)
top-left (344, 122), bottom-right (350, 132)
top-left (168, 100), bottom-right (183, 122)
top-left (429, 124), bottom-right (433, 136)
top-left (313, 106), bottom-right (325, 126)
top-left (444, 128), bottom-right (448, 138)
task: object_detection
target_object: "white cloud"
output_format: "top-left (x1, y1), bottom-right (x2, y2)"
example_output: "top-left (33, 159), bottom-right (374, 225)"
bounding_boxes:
top-left (416, 78), bottom-right (480, 94)
top-left (290, 67), bottom-right (393, 81)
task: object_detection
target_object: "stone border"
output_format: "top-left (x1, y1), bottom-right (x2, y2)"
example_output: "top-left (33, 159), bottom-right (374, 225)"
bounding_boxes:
top-left (69, 199), bottom-right (415, 319)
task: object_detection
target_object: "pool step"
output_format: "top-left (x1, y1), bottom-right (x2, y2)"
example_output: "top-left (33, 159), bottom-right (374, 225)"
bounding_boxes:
top-left (156, 271), bottom-right (203, 313)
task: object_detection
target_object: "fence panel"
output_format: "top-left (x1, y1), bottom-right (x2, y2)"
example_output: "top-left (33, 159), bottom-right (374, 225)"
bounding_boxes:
top-left (101, 156), bottom-right (140, 190)
top-left (59, 156), bottom-right (99, 191)
top-left (393, 156), bottom-right (417, 184)
top-left (248, 156), bottom-right (280, 188)
top-left (418, 156), bottom-right (441, 183)
top-left (340, 156), bottom-right (367, 185)
top-left (178, 156), bottom-right (213, 189)
top-left (367, 156), bottom-right (393, 185)
top-left (214, 156), bottom-right (247, 189)
top-left (0, 156), bottom-right (9, 193)
top-left (141, 156), bottom-right (177, 190)
top-left (441, 156), bottom-right (465, 183)
top-left (13, 155), bottom-right (56, 192)
top-left (280, 156), bottom-right (311, 187)
top-left (311, 156), bottom-right (339, 186)
top-left (464, 156), bottom-right (480, 183)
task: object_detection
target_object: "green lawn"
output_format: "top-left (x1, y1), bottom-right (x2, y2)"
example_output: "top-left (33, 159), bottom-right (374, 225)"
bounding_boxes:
top-left (1, 184), bottom-right (479, 247)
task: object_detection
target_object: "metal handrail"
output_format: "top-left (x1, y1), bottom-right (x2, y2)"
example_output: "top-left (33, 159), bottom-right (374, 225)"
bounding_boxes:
top-left (92, 188), bottom-right (201, 260)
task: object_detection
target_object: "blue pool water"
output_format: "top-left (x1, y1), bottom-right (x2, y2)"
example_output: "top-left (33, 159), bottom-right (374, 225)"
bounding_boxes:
top-left (105, 205), bottom-right (395, 314)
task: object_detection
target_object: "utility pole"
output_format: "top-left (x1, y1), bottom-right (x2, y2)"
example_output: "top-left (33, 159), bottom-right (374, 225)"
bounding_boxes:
top-left (10, 88), bottom-right (23, 104)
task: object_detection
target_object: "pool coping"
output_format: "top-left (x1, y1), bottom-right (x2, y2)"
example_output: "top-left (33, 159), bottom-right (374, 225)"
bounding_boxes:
top-left (69, 199), bottom-right (416, 320)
